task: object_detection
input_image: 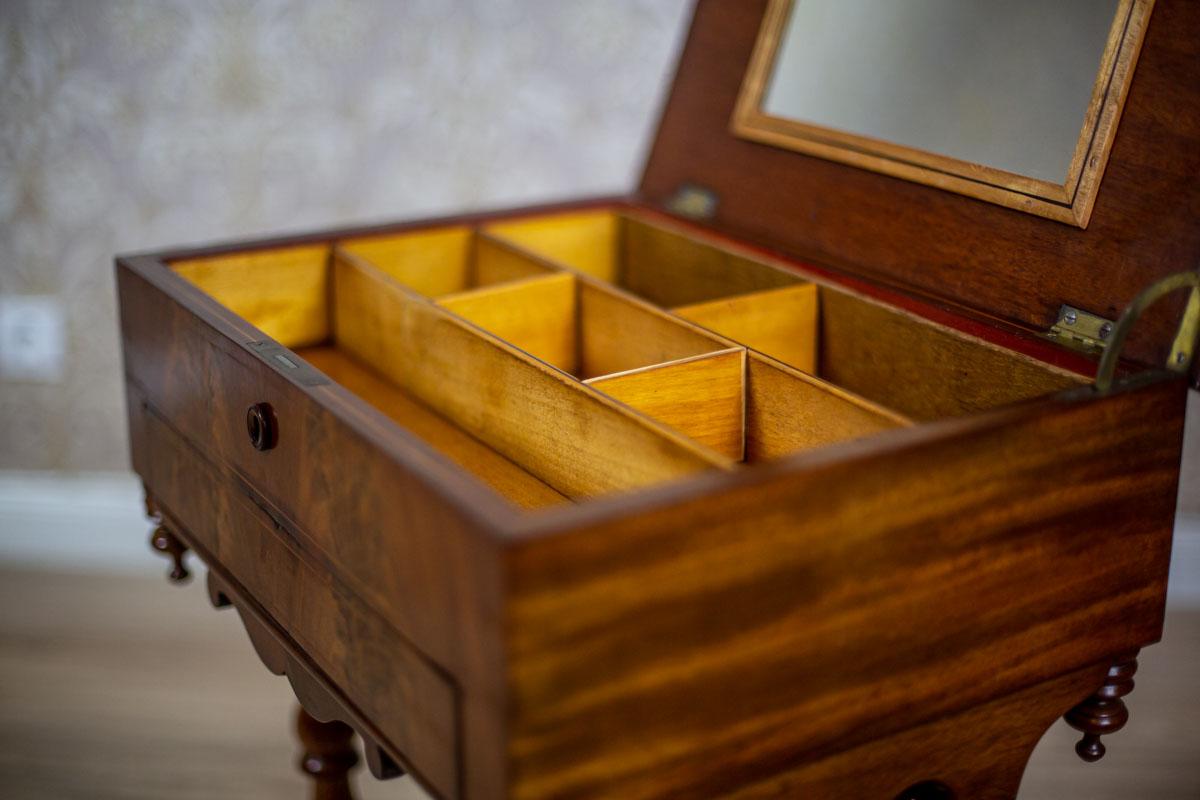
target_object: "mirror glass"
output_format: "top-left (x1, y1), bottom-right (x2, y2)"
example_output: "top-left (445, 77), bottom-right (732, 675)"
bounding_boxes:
top-left (734, 0), bottom-right (1150, 226)
top-left (763, 0), bottom-right (1118, 183)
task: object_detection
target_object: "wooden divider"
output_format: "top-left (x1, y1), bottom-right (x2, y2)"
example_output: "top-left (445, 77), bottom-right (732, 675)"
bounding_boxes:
top-left (673, 283), bottom-right (819, 373)
top-left (297, 345), bottom-right (570, 510)
top-left (338, 227), bottom-right (554, 298)
top-left (586, 350), bottom-right (746, 461)
top-left (330, 247), bottom-right (734, 499)
top-left (620, 215), bottom-right (802, 307)
top-left (172, 243), bottom-right (331, 348)
top-left (576, 280), bottom-right (735, 379)
top-left (745, 352), bottom-right (911, 461)
top-left (173, 215), bottom-right (926, 510)
top-left (438, 272), bottom-right (734, 380)
top-left (484, 210), bottom-right (804, 308)
top-left (437, 274), bottom-right (578, 372)
top-left (483, 210), bottom-right (619, 282)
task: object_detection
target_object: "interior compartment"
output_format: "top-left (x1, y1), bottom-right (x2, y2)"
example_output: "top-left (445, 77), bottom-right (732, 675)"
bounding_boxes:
top-left (168, 203), bottom-right (1090, 513)
top-left (485, 208), bottom-right (1088, 419)
top-left (340, 226), bottom-right (555, 298)
top-left (298, 345), bottom-right (570, 509)
top-left (438, 272), bottom-right (734, 379)
top-left (813, 289), bottom-right (1088, 420)
top-left (173, 244), bottom-right (332, 349)
top-left (673, 283), bottom-right (818, 373)
top-left (485, 210), bottom-right (801, 306)
top-left (331, 247), bottom-right (736, 500)
top-left (586, 349), bottom-right (906, 462)
top-left (585, 350), bottom-right (747, 460)
top-left (744, 353), bottom-right (909, 459)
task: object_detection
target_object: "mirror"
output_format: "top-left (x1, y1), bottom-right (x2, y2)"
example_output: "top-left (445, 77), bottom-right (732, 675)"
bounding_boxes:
top-left (733, 0), bottom-right (1154, 227)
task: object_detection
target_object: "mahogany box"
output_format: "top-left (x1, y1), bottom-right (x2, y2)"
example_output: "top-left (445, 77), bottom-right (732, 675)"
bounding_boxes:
top-left (117, 1), bottom-right (1200, 797)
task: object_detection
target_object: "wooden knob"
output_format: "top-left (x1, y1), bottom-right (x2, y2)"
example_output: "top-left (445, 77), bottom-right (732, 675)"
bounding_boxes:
top-left (246, 402), bottom-right (277, 451)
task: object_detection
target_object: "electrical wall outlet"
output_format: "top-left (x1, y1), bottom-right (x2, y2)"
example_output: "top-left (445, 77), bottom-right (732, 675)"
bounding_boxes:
top-left (0, 296), bottom-right (66, 383)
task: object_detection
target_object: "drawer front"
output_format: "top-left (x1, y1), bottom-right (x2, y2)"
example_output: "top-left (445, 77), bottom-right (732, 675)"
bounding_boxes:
top-left (119, 261), bottom-right (502, 672)
top-left (130, 385), bottom-right (461, 798)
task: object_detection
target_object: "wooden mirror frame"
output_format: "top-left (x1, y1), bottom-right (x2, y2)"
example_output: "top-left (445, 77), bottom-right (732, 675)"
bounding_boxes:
top-left (731, 0), bottom-right (1155, 228)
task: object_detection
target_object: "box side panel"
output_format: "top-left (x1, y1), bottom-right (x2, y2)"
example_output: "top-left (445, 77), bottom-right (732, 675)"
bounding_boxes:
top-left (505, 379), bottom-right (1185, 799)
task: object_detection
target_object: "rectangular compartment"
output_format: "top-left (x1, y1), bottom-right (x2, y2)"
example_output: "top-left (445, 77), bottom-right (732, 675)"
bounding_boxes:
top-left (165, 211), bottom-right (1087, 519)
top-left (173, 244), bottom-right (332, 348)
top-left (673, 283), bottom-right (819, 373)
top-left (484, 209), bottom-right (801, 306)
top-left (339, 226), bottom-right (556, 299)
top-left (485, 209), bottom-right (1087, 420)
top-left (743, 352), bottom-right (910, 459)
top-left (586, 349), bottom-right (909, 462)
top-left (437, 272), bottom-right (735, 379)
top-left (584, 349), bottom-right (748, 460)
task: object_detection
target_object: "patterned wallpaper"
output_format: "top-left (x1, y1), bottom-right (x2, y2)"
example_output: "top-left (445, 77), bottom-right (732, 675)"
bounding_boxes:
top-left (0, 0), bottom-right (691, 471)
top-left (4, 0), bottom-right (1197, 519)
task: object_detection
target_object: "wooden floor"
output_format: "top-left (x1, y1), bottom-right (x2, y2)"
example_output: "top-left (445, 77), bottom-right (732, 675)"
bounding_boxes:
top-left (0, 566), bottom-right (1196, 799)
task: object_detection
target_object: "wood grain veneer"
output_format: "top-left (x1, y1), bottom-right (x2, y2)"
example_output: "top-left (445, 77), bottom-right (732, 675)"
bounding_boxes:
top-left (121, 191), bottom-right (1189, 798)
top-left (118, 4), bottom-right (1199, 790)
top-left (674, 283), bottom-right (819, 373)
top-left (503, 376), bottom-right (1183, 799)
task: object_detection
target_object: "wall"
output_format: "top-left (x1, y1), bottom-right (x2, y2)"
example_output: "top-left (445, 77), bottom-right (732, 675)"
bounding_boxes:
top-left (0, 0), bottom-right (690, 470)
top-left (0, 0), bottom-right (1195, 602)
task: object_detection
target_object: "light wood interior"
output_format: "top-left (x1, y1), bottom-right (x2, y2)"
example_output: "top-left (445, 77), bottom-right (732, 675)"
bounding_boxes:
top-left (339, 227), bottom-right (554, 298)
top-left (484, 208), bottom-right (1087, 420)
top-left (168, 204), bottom-right (1088, 511)
top-left (815, 289), bottom-right (1087, 421)
top-left (331, 248), bottom-right (733, 500)
top-left (173, 244), bottom-right (331, 349)
top-left (485, 210), bottom-right (801, 307)
top-left (745, 353), bottom-right (909, 460)
top-left (439, 272), bottom-right (730, 379)
top-left (674, 283), bottom-right (818, 373)
top-left (483, 211), bottom-right (619, 282)
top-left (585, 349), bottom-right (905, 462)
top-left (299, 346), bottom-right (570, 510)
top-left (586, 350), bottom-right (747, 461)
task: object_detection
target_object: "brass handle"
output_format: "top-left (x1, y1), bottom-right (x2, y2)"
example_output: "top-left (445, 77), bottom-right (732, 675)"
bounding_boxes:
top-left (1095, 270), bottom-right (1200, 394)
top-left (246, 403), bottom-right (277, 451)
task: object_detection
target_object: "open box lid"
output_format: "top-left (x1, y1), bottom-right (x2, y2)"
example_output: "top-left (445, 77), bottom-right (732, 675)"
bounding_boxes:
top-left (639, 0), bottom-right (1200, 370)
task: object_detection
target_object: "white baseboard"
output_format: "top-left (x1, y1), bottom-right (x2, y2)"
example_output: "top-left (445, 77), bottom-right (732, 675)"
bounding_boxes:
top-left (0, 471), bottom-right (160, 576)
top-left (1170, 514), bottom-right (1200, 608)
top-left (0, 470), bottom-right (1198, 607)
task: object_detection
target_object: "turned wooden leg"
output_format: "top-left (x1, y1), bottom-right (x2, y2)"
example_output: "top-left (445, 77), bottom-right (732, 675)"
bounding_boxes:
top-left (149, 524), bottom-right (190, 582)
top-left (145, 489), bottom-right (190, 583)
top-left (1064, 652), bottom-right (1138, 762)
top-left (297, 706), bottom-right (359, 800)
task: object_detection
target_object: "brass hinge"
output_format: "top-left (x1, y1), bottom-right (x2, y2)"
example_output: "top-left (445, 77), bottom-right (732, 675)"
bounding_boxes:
top-left (665, 184), bottom-right (719, 220)
top-left (1043, 305), bottom-right (1116, 355)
